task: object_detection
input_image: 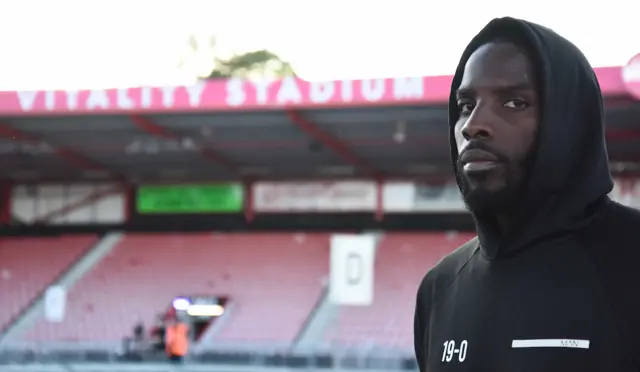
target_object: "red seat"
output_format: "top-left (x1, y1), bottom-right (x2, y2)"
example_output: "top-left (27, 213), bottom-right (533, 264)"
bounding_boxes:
top-left (25, 233), bottom-right (329, 345)
top-left (0, 235), bottom-right (96, 331)
top-left (325, 232), bottom-right (474, 350)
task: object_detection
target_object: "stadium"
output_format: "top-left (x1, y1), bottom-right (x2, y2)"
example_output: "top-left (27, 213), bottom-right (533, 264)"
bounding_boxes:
top-left (0, 57), bottom-right (640, 372)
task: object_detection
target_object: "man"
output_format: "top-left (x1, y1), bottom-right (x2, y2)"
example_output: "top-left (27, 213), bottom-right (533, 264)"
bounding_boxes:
top-left (165, 315), bottom-right (189, 363)
top-left (413, 17), bottom-right (640, 371)
top-left (133, 320), bottom-right (145, 342)
top-left (150, 314), bottom-right (166, 352)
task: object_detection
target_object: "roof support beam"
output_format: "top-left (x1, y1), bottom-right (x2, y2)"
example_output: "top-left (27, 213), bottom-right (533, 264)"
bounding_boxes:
top-left (286, 110), bottom-right (383, 179)
top-left (0, 123), bottom-right (125, 180)
top-left (129, 115), bottom-right (239, 175)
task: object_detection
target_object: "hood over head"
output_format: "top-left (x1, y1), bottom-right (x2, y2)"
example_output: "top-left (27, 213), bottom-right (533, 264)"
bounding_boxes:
top-left (449, 17), bottom-right (613, 259)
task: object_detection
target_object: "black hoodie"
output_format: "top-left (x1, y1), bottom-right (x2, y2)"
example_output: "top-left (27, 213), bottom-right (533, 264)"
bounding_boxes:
top-left (413, 17), bottom-right (640, 372)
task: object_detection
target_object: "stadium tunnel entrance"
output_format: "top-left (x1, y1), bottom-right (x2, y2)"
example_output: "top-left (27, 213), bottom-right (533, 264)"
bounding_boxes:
top-left (170, 295), bottom-right (229, 342)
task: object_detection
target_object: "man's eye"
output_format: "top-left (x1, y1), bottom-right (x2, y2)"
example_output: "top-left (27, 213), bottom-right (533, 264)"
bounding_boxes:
top-left (458, 101), bottom-right (474, 115)
top-left (504, 99), bottom-right (529, 109)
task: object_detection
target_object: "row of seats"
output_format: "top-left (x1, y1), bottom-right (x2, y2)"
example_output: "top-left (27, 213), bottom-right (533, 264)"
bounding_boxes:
top-left (0, 235), bottom-right (97, 332)
top-left (325, 232), bottom-right (473, 350)
top-left (24, 233), bottom-right (329, 344)
top-left (0, 232), bottom-right (471, 350)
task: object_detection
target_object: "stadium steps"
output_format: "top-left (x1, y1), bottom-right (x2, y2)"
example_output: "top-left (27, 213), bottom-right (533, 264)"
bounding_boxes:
top-left (191, 302), bottom-right (237, 353)
top-left (323, 232), bottom-right (473, 351)
top-left (293, 233), bottom-right (382, 351)
top-left (292, 281), bottom-right (335, 351)
top-left (0, 232), bottom-right (123, 347)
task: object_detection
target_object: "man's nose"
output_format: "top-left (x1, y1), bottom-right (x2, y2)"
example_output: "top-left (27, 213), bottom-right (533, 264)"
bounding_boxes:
top-left (461, 105), bottom-right (493, 140)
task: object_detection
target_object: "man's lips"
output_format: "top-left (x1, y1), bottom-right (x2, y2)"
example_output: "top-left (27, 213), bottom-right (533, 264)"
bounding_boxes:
top-left (460, 149), bottom-right (500, 174)
top-left (460, 149), bottom-right (499, 164)
top-left (463, 161), bottom-right (499, 173)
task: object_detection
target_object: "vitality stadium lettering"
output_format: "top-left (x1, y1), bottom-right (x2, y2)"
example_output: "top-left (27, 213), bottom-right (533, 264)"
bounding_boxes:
top-left (14, 77), bottom-right (425, 112)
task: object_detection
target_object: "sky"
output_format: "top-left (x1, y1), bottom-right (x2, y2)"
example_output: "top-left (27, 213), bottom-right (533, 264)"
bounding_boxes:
top-left (0, 0), bottom-right (637, 90)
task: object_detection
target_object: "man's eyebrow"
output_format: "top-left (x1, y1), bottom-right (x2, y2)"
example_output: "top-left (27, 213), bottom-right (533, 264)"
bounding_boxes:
top-left (456, 82), bottom-right (535, 97)
top-left (455, 87), bottom-right (474, 97)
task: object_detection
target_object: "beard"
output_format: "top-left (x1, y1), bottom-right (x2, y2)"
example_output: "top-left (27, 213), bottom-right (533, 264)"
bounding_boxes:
top-left (456, 165), bottom-right (519, 214)
top-left (455, 145), bottom-right (529, 216)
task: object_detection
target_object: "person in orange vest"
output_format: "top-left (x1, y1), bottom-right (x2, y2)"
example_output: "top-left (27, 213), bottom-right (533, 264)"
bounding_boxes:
top-left (164, 316), bottom-right (189, 363)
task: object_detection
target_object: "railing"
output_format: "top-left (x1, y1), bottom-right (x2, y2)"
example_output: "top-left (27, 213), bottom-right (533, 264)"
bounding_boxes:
top-left (0, 345), bottom-right (418, 371)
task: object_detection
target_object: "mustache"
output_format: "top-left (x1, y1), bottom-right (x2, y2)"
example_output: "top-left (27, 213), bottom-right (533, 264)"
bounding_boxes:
top-left (457, 141), bottom-right (510, 165)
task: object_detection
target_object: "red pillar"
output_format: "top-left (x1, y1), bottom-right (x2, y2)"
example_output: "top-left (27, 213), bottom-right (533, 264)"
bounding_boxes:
top-left (375, 178), bottom-right (384, 222)
top-left (244, 179), bottom-right (255, 223)
top-left (125, 183), bottom-right (134, 222)
top-left (0, 181), bottom-right (11, 225)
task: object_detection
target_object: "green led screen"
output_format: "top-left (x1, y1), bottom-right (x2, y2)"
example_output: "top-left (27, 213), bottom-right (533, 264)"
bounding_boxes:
top-left (137, 184), bottom-right (244, 213)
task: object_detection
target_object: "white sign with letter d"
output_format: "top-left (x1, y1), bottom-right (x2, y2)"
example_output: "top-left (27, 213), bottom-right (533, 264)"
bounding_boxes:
top-left (44, 286), bottom-right (67, 323)
top-left (329, 234), bottom-right (376, 306)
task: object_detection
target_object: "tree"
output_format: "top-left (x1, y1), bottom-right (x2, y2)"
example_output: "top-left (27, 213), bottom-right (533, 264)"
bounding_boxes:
top-left (208, 50), bottom-right (296, 80)
top-left (177, 34), bottom-right (296, 80)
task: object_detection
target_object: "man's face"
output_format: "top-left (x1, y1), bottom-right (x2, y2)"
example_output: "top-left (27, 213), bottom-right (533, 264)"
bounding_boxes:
top-left (454, 42), bottom-right (540, 213)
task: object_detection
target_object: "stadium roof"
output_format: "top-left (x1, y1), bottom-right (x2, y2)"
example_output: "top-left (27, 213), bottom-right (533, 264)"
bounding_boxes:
top-left (1, 65), bottom-right (639, 183)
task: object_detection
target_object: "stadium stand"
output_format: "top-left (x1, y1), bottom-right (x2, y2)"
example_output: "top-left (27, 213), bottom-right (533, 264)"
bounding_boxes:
top-left (324, 232), bottom-right (474, 350)
top-left (23, 233), bottom-right (330, 345)
top-left (0, 235), bottom-right (97, 332)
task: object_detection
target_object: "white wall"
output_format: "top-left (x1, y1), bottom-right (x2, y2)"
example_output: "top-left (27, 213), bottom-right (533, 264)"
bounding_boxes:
top-left (382, 181), bottom-right (466, 212)
top-left (253, 181), bottom-right (377, 212)
top-left (11, 183), bottom-right (126, 224)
